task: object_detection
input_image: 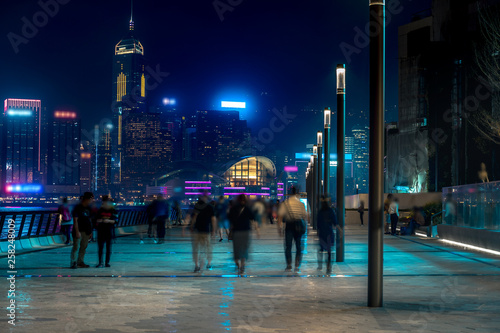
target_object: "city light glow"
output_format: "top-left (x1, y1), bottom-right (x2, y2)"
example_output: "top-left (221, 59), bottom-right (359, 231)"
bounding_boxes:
top-left (6, 109), bottom-right (32, 117)
top-left (54, 111), bottom-right (77, 119)
top-left (284, 166), bottom-right (298, 172)
top-left (6, 184), bottom-right (43, 193)
top-left (162, 98), bottom-right (176, 106)
top-left (221, 101), bottom-right (246, 109)
top-left (185, 181), bottom-right (212, 184)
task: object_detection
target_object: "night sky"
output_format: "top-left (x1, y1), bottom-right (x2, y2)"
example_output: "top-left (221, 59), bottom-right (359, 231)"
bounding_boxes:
top-left (1, 0), bottom-right (431, 153)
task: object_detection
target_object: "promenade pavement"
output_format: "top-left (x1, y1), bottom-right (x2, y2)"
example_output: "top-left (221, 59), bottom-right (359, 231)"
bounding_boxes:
top-left (1, 223), bottom-right (499, 333)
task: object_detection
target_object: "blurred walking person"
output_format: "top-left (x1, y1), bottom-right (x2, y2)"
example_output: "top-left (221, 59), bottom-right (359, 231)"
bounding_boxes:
top-left (389, 197), bottom-right (400, 235)
top-left (70, 192), bottom-right (94, 269)
top-left (58, 197), bottom-right (73, 245)
top-left (317, 195), bottom-right (338, 274)
top-left (228, 194), bottom-right (259, 275)
top-left (95, 195), bottom-right (118, 268)
top-left (146, 195), bottom-right (156, 238)
top-left (278, 187), bottom-right (308, 273)
top-left (150, 194), bottom-right (169, 244)
top-left (191, 194), bottom-right (217, 272)
top-left (384, 194), bottom-right (393, 234)
top-left (253, 198), bottom-right (266, 227)
top-left (215, 196), bottom-right (230, 242)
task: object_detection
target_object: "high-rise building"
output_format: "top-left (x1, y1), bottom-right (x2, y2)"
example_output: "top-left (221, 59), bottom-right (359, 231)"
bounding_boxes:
top-left (47, 111), bottom-right (81, 187)
top-left (80, 141), bottom-right (93, 193)
top-left (122, 111), bottom-right (172, 196)
top-left (352, 125), bottom-right (369, 193)
top-left (112, 11), bottom-right (147, 186)
top-left (1, 99), bottom-right (42, 189)
top-left (97, 124), bottom-right (113, 194)
top-left (195, 110), bottom-right (250, 166)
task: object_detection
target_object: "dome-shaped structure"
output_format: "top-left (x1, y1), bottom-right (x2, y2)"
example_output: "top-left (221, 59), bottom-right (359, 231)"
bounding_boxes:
top-left (222, 156), bottom-right (276, 187)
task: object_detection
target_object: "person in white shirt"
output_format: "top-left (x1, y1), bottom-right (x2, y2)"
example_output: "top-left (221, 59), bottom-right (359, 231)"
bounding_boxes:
top-left (389, 198), bottom-right (399, 235)
top-left (278, 187), bottom-right (309, 273)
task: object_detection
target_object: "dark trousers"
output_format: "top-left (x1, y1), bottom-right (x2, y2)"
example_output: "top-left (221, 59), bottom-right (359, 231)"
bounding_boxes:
top-left (156, 216), bottom-right (167, 239)
top-left (98, 228), bottom-right (112, 265)
top-left (285, 225), bottom-right (303, 267)
top-left (61, 225), bottom-right (72, 244)
top-left (359, 212), bottom-right (364, 225)
top-left (390, 214), bottom-right (399, 235)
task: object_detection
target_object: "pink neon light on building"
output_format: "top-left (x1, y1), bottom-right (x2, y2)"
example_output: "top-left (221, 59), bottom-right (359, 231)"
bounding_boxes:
top-left (54, 111), bottom-right (77, 119)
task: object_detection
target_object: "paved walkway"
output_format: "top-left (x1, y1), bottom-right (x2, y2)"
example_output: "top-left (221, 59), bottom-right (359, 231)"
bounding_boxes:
top-left (1, 224), bottom-right (499, 332)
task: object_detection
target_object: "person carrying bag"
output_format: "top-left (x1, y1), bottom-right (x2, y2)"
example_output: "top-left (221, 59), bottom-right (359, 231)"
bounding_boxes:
top-left (278, 187), bottom-right (308, 273)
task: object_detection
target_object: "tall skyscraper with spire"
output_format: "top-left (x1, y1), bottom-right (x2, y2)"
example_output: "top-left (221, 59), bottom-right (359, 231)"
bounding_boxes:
top-left (111, 1), bottom-right (147, 193)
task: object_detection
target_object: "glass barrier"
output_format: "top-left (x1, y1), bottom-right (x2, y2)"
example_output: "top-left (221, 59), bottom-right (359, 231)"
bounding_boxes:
top-left (442, 181), bottom-right (500, 230)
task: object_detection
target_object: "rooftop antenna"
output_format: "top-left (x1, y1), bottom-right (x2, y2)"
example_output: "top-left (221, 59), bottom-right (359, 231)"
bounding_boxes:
top-left (129, 0), bottom-right (134, 31)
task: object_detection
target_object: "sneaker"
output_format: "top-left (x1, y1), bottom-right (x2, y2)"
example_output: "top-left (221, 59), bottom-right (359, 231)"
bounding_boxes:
top-left (285, 266), bottom-right (292, 272)
top-left (194, 266), bottom-right (201, 273)
top-left (70, 263), bottom-right (78, 269)
top-left (317, 267), bottom-right (323, 271)
top-left (105, 264), bottom-right (111, 268)
top-left (96, 263), bottom-right (104, 268)
top-left (158, 239), bottom-right (164, 244)
top-left (219, 238), bottom-right (223, 242)
top-left (154, 239), bottom-right (158, 244)
top-left (206, 264), bottom-right (213, 270)
top-left (239, 267), bottom-right (245, 275)
top-left (78, 263), bottom-right (90, 268)
top-left (294, 267), bottom-right (301, 273)
top-left (139, 240), bottom-right (145, 244)
top-left (326, 267), bottom-right (332, 274)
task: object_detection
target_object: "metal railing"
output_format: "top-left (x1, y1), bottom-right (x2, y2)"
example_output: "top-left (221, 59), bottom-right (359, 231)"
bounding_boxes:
top-left (0, 207), bottom-right (149, 241)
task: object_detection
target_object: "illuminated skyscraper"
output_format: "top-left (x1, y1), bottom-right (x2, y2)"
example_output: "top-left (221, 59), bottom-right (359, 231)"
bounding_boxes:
top-left (47, 111), bottom-right (81, 186)
top-left (352, 125), bottom-right (369, 193)
top-left (1, 99), bottom-right (42, 189)
top-left (112, 8), bottom-right (147, 186)
top-left (97, 124), bottom-right (113, 194)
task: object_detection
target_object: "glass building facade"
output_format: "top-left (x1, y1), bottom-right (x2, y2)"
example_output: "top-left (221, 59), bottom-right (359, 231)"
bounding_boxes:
top-left (224, 156), bottom-right (276, 187)
top-left (2, 99), bottom-right (42, 188)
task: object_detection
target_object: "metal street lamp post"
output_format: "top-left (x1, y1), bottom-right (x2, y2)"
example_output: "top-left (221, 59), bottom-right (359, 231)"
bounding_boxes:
top-left (312, 146), bottom-right (318, 230)
top-left (336, 64), bottom-right (346, 263)
top-left (317, 131), bottom-right (323, 213)
top-left (368, 0), bottom-right (385, 308)
top-left (324, 108), bottom-right (331, 195)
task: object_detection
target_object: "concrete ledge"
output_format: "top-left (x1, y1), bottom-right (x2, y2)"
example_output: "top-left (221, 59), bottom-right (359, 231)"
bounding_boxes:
top-left (38, 236), bottom-right (52, 247)
top-left (30, 238), bottom-right (42, 248)
top-left (51, 235), bottom-right (65, 244)
top-left (437, 224), bottom-right (500, 252)
top-left (20, 238), bottom-right (33, 250)
top-left (0, 241), bottom-right (8, 253)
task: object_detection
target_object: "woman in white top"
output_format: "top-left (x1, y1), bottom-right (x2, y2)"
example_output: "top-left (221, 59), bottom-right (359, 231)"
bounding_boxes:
top-left (389, 198), bottom-right (399, 235)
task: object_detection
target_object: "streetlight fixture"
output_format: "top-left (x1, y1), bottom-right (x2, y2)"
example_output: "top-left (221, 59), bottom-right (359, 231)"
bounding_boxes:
top-left (336, 63), bottom-right (346, 263)
top-left (324, 108), bottom-right (331, 195)
top-left (368, 0), bottom-right (385, 308)
top-left (312, 146), bottom-right (318, 230)
top-left (317, 131), bottom-right (323, 208)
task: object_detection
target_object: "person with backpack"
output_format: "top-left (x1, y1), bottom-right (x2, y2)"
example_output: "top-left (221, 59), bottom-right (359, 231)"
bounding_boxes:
top-left (190, 194), bottom-right (217, 273)
top-left (58, 197), bottom-right (73, 245)
top-left (278, 187), bottom-right (309, 273)
top-left (95, 195), bottom-right (118, 268)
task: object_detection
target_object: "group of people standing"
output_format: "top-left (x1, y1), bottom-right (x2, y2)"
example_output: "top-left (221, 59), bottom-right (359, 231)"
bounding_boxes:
top-left (57, 192), bottom-right (118, 269)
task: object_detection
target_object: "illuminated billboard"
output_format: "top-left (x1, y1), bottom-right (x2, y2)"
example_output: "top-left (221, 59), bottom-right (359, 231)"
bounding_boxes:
top-left (221, 101), bottom-right (246, 109)
top-left (6, 184), bottom-right (43, 193)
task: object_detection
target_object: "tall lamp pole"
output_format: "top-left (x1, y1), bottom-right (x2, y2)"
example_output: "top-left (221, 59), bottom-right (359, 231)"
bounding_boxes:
top-left (336, 64), bottom-right (346, 263)
top-left (317, 131), bottom-right (323, 209)
top-left (368, 0), bottom-right (385, 308)
top-left (324, 108), bottom-right (331, 195)
top-left (312, 146), bottom-right (318, 230)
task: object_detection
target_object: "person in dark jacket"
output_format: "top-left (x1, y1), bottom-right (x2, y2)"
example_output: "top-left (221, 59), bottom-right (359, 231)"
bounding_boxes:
top-left (95, 195), bottom-right (118, 267)
top-left (228, 194), bottom-right (259, 275)
top-left (150, 194), bottom-right (169, 244)
top-left (317, 195), bottom-right (338, 274)
top-left (70, 192), bottom-right (94, 269)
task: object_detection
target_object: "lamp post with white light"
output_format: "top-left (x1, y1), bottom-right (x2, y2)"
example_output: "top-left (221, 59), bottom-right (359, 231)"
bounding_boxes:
top-left (336, 64), bottom-right (346, 263)
top-left (317, 131), bottom-right (323, 213)
top-left (324, 108), bottom-right (331, 195)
